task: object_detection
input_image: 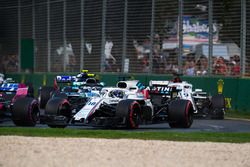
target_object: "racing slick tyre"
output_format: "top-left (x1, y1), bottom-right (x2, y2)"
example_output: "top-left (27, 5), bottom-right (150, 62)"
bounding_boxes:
top-left (45, 97), bottom-right (71, 128)
top-left (210, 94), bottom-right (225, 120)
top-left (141, 106), bottom-right (153, 123)
top-left (168, 99), bottom-right (193, 128)
top-left (116, 100), bottom-right (141, 129)
top-left (12, 97), bottom-right (40, 126)
top-left (38, 86), bottom-right (55, 109)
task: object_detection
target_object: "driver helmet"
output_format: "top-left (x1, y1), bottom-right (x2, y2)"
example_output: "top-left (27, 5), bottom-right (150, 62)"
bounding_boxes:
top-left (112, 90), bottom-right (124, 98)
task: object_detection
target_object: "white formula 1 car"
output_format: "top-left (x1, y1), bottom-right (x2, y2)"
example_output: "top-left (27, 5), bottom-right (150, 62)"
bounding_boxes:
top-left (42, 80), bottom-right (194, 129)
top-left (148, 80), bottom-right (225, 119)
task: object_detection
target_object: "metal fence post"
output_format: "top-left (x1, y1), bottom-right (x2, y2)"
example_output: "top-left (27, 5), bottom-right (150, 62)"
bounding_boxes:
top-left (240, 0), bottom-right (246, 76)
top-left (32, 0), bottom-right (36, 72)
top-left (149, 0), bottom-right (155, 74)
top-left (208, 0), bottom-right (213, 76)
top-left (100, 0), bottom-right (107, 73)
top-left (80, 0), bottom-right (85, 71)
top-left (47, 0), bottom-right (51, 72)
top-left (178, 0), bottom-right (183, 74)
top-left (18, 0), bottom-right (21, 72)
top-left (63, 0), bottom-right (66, 72)
top-left (121, 0), bottom-right (127, 73)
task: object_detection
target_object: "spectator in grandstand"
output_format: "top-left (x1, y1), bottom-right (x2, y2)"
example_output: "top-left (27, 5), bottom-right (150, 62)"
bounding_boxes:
top-left (230, 54), bottom-right (240, 76)
top-left (133, 40), bottom-right (144, 60)
top-left (142, 59), bottom-right (150, 73)
top-left (56, 43), bottom-right (76, 72)
top-left (165, 55), bottom-right (179, 74)
top-left (12, 54), bottom-right (18, 70)
top-left (183, 53), bottom-right (195, 76)
top-left (143, 37), bottom-right (151, 55)
top-left (133, 37), bottom-right (151, 72)
top-left (2, 54), bottom-right (18, 72)
top-left (153, 34), bottom-right (161, 58)
top-left (104, 39), bottom-right (117, 72)
top-left (134, 34), bottom-right (165, 73)
top-left (213, 56), bottom-right (228, 75)
top-left (153, 33), bottom-right (166, 73)
top-left (1, 55), bottom-right (6, 72)
top-left (196, 56), bottom-right (208, 76)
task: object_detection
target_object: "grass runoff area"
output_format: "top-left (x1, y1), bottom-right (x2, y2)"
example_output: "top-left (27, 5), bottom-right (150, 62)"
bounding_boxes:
top-left (0, 110), bottom-right (249, 143)
top-left (0, 127), bottom-right (250, 143)
top-left (226, 110), bottom-right (250, 120)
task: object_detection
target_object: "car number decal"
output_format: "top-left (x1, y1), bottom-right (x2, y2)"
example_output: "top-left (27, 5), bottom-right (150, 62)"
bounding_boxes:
top-left (87, 101), bottom-right (96, 106)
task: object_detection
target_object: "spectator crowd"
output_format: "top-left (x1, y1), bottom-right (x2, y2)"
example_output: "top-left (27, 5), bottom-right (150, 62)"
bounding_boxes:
top-left (0, 39), bottom-right (241, 77)
top-left (183, 54), bottom-right (240, 76)
top-left (133, 34), bottom-right (241, 76)
top-left (0, 54), bottom-right (19, 73)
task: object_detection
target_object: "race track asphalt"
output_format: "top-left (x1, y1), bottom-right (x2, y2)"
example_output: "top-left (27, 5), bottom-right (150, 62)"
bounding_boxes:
top-left (1, 118), bottom-right (250, 132)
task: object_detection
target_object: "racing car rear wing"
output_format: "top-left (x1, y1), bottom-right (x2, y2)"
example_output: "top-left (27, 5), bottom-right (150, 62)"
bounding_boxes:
top-left (149, 80), bottom-right (170, 86)
top-left (56, 75), bottom-right (76, 83)
top-left (149, 84), bottom-right (172, 95)
top-left (148, 83), bottom-right (181, 98)
top-left (0, 83), bottom-right (20, 92)
top-left (149, 80), bottom-right (169, 95)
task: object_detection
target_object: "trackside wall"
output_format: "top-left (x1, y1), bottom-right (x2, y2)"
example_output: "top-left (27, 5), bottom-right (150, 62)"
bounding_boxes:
top-left (5, 73), bottom-right (249, 112)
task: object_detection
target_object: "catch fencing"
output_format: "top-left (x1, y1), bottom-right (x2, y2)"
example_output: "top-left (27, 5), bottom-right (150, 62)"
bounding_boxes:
top-left (0, 0), bottom-right (249, 77)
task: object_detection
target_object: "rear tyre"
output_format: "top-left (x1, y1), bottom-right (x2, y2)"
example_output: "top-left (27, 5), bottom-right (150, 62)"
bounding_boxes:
top-left (38, 86), bottom-right (55, 109)
top-left (45, 97), bottom-right (71, 128)
top-left (168, 99), bottom-right (193, 128)
top-left (116, 100), bottom-right (141, 129)
top-left (12, 97), bottom-right (40, 126)
top-left (210, 94), bottom-right (225, 119)
top-left (141, 106), bottom-right (153, 123)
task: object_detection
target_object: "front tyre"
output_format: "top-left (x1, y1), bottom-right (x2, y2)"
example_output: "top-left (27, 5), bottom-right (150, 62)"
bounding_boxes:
top-left (168, 99), bottom-right (193, 128)
top-left (45, 97), bottom-right (71, 128)
top-left (116, 100), bottom-right (141, 129)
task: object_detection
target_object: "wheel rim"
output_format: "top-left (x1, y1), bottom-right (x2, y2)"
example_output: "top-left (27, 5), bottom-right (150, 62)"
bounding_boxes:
top-left (132, 109), bottom-right (139, 124)
top-left (30, 103), bottom-right (39, 124)
top-left (129, 102), bottom-right (140, 128)
top-left (31, 110), bottom-right (39, 123)
top-left (185, 101), bottom-right (193, 127)
top-left (187, 110), bottom-right (193, 126)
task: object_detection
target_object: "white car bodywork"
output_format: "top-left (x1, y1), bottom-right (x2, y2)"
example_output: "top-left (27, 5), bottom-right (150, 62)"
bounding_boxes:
top-left (149, 80), bottom-right (199, 113)
top-left (73, 80), bottom-right (153, 123)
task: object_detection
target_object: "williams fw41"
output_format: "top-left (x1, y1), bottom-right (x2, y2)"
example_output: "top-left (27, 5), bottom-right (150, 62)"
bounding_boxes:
top-left (149, 80), bottom-right (225, 119)
top-left (41, 80), bottom-right (193, 129)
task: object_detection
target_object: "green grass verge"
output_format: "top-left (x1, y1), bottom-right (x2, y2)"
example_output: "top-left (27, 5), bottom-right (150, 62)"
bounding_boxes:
top-left (0, 127), bottom-right (250, 143)
top-left (226, 110), bottom-right (250, 120)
